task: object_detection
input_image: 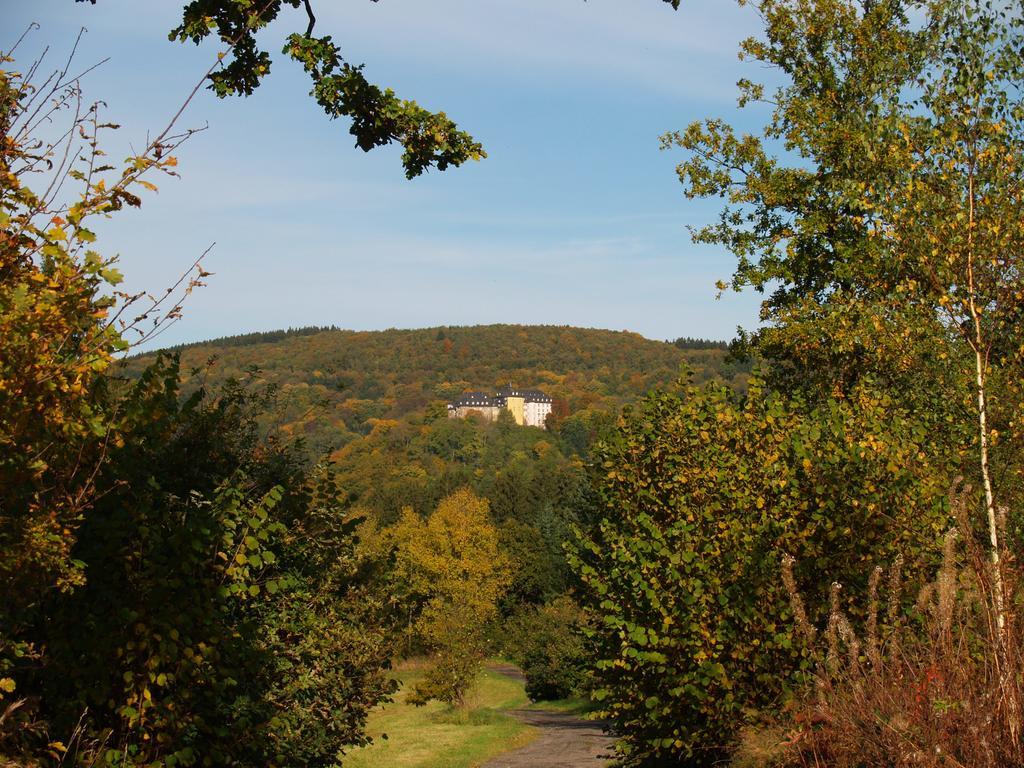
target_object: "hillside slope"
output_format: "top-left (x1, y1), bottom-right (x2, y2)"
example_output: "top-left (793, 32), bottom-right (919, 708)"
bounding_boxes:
top-left (127, 324), bottom-right (747, 458)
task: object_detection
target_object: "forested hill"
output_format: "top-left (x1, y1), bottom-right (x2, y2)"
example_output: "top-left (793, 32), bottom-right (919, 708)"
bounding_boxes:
top-left (127, 324), bottom-right (748, 459)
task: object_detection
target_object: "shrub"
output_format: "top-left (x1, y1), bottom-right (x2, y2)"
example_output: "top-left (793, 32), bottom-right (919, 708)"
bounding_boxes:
top-left (570, 380), bottom-right (954, 764)
top-left (504, 596), bottom-right (591, 701)
top-left (34, 358), bottom-right (395, 766)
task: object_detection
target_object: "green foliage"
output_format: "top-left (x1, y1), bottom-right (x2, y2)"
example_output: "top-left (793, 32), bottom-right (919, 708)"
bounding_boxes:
top-left (503, 596), bottom-right (591, 702)
top-left (77, 0), bottom-right (686, 177)
top-left (665, 0), bottom-right (1024, 435)
top-left (334, 410), bottom-right (599, 609)
top-left (1, 46), bottom-right (393, 765)
top-left (660, 6), bottom-right (1024, 759)
top-left (571, 379), bottom-right (954, 763)
top-left (34, 357), bottom-right (394, 766)
top-left (0, 45), bottom-right (196, 752)
top-left (152, 0), bottom-right (483, 178)
top-left (670, 337), bottom-right (728, 350)
top-left (282, 32), bottom-right (486, 179)
top-left (131, 326), bottom-right (731, 630)
top-left (165, 325), bottom-right (340, 352)
top-left (498, 518), bottom-right (566, 608)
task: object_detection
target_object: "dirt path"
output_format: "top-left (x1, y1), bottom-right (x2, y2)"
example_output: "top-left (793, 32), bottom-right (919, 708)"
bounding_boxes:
top-left (482, 665), bottom-right (613, 768)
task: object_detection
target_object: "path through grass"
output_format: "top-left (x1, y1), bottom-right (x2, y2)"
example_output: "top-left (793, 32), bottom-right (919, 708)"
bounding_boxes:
top-left (522, 696), bottom-right (598, 716)
top-left (343, 661), bottom-right (538, 768)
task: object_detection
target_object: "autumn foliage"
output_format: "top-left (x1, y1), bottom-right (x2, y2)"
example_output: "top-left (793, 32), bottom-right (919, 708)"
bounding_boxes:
top-left (379, 489), bottom-right (512, 705)
top-left (0, 41), bottom-right (394, 766)
top-left (1, 41), bottom-right (189, 743)
top-left (573, 0), bottom-right (1024, 764)
top-left (571, 378), bottom-right (954, 763)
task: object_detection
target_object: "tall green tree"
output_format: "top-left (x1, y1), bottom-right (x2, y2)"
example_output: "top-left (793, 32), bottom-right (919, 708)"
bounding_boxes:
top-left (667, 0), bottom-right (1024, 644)
top-left (575, 0), bottom-right (1024, 762)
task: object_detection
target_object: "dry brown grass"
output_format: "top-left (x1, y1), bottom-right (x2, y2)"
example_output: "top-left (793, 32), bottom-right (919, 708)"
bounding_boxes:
top-left (732, 724), bottom-right (795, 768)
top-left (772, 495), bottom-right (1024, 768)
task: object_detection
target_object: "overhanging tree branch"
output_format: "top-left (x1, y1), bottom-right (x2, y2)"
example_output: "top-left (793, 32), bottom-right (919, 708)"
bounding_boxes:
top-left (302, 0), bottom-right (315, 37)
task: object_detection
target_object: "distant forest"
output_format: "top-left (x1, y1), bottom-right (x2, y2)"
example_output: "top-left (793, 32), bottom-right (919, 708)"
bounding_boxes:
top-left (159, 326), bottom-right (341, 351)
top-left (126, 324), bottom-right (751, 461)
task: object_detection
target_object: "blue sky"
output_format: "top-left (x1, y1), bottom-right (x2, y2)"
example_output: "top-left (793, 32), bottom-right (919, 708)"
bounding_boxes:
top-left (7, 0), bottom-right (774, 346)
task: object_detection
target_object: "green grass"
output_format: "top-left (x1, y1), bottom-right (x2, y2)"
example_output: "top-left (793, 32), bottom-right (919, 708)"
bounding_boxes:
top-left (342, 661), bottom-right (538, 768)
top-left (525, 695), bottom-right (599, 716)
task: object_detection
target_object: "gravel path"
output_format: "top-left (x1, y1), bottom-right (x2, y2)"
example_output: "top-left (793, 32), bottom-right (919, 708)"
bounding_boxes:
top-left (482, 665), bottom-right (613, 768)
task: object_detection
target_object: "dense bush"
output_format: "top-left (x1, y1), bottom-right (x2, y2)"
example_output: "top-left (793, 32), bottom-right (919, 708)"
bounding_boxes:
top-left (0, 56), bottom-right (140, 748)
top-left (504, 596), bottom-right (591, 702)
top-left (32, 357), bottom-right (396, 766)
top-left (571, 379), bottom-right (955, 764)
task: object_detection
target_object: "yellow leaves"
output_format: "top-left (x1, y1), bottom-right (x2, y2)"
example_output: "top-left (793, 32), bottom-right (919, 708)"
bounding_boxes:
top-left (137, 180), bottom-right (159, 193)
top-left (386, 489), bottom-right (511, 648)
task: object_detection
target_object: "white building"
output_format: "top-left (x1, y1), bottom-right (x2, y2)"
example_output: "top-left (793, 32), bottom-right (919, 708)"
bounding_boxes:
top-left (447, 384), bottom-right (554, 428)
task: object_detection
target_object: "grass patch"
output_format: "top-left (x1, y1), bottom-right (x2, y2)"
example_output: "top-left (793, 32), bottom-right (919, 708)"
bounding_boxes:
top-left (343, 661), bottom-right (537, 768)
top-left (526, 695), bottom-right (599, 717)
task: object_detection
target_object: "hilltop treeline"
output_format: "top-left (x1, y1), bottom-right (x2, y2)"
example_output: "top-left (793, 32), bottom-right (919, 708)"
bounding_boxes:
top-left (159, 325), bottom-right (340, 352)
top-left (670, 336), bottom-right (730, 350)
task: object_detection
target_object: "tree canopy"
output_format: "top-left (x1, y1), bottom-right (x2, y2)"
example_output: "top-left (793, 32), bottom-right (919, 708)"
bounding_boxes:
top-left (577, 0), bottom-right (1024, 761)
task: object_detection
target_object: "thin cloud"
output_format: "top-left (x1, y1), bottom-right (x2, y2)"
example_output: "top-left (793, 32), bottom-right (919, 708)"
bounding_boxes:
top-left (316, 0), bottom-right (763, 101)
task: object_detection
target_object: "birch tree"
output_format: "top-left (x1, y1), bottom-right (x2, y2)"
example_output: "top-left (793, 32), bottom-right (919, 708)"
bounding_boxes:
top-left (668, 0), bottom-right (1024, 642)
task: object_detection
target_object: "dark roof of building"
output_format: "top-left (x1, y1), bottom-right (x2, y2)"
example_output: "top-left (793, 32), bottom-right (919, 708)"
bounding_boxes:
top-left (449, 392), bottom-right (498, 408)
top-left (449, 385), bottom-right (552, 408)
top-left (496, 384), bottom-right (552, 402)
